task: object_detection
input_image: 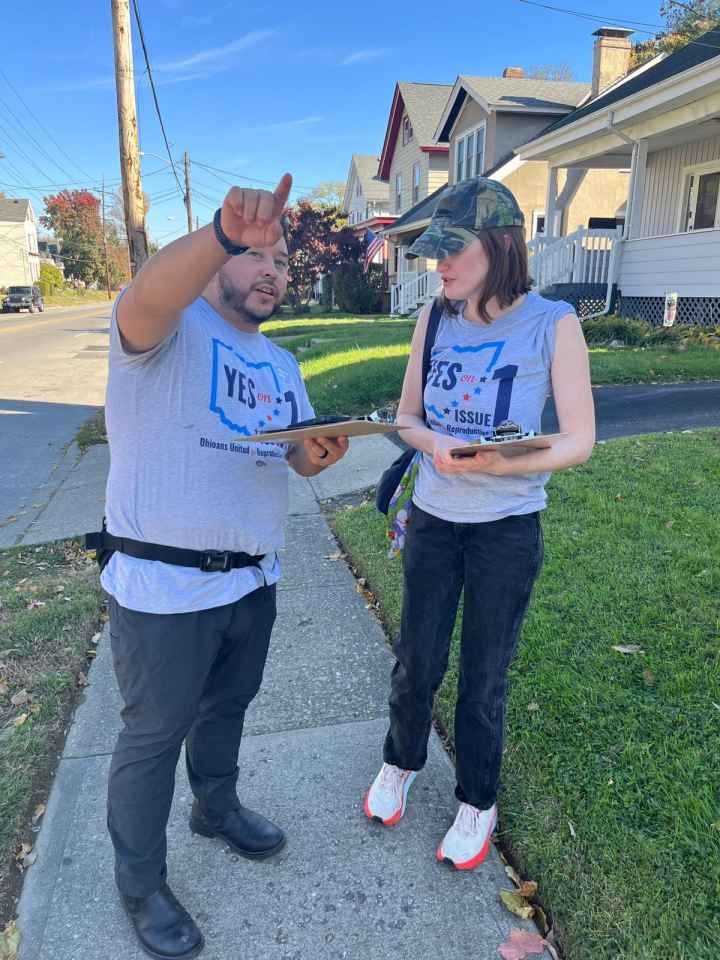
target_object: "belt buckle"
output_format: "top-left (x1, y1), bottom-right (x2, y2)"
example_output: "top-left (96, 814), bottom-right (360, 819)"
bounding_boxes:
top-left (201, 550), bottom-right (232, 573)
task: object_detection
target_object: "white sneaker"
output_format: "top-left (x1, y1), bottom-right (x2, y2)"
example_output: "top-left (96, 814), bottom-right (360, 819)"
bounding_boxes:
top-left (436, 802), bottom-right (497, 869)
top-left (363, 763), bottom-right (417, 826)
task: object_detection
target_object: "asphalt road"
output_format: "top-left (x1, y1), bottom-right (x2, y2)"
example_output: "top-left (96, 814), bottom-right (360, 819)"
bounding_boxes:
top-left (0, 303), bottom-right (112, 543)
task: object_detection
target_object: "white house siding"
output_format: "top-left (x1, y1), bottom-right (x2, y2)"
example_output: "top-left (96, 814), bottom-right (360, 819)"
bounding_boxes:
top-left (428, 152), bottom-right (449, 195)
top-left (639, 134), bottom-right (720, 238)
top-left (0, 220), bottom-right (39, 286)
top-left (619, 229), bottom-right (720, 297)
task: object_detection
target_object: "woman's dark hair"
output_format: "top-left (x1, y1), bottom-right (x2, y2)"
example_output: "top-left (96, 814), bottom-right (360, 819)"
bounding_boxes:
top-left (441, 226), bottom-right (532, 324)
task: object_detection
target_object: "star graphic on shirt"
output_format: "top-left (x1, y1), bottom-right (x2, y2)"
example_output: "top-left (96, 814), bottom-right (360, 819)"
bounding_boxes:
top-left (463, 393), bottom-right (471, 401)
top-left (273, 409), bottom-right (281, 417)
top-left (479, 376), bottom-right (487, 383)
top-left (443, 407), bottom-right (450, 415)
top-left (474, 387), bottom-right (483, 395)
top-left (275, 396), bottom-right (282, 404)
top-left (258, 420), bottom-right (266, 428)
top-left (451, 400), bottom-right (459, 408)
top-left (267, 415), bottom-right (273, 421)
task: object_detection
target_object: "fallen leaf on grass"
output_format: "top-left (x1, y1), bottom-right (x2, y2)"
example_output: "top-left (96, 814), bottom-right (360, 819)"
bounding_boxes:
top-left (324, 552), bottom-right (344, 561)
top-left (500, 890), bottom-right (534, 920)
top-left (535, 905), bottom-right (549, 935)
top-left (0, 919), bottom-right (20, 960)
top-left (25, 600), bottom-right (45, 610)
top-left (612, 644), bottom-right (644, 655)
top-left (13, 714), bottom-right (28, 728)
top-left (15, 842), bottom-right (36, 871)
top-left (0, 679), bottom-right (7, 696)
top-left (568, 820), bottom-right (577, 839)
top-left (526, 701), bottom-right (539, 712)
top-left (32, 803), bottom-right (46, 824)
top-left (29, 703), bottom-right (40, 716)
top-left (505, 864), bottom-right (521, 886)
top-left (498, 929), bottom-right (547, 959)
top-left (10, 690), bottom-right (30, 708)
top-left (642, 669), bottom-right (656, 686)
top-left (90, 632), bottom-right (101, 645)
top-left (77, 672), bottom-right (89, 688)
top-left (504, 866), bottom-right (538, 899)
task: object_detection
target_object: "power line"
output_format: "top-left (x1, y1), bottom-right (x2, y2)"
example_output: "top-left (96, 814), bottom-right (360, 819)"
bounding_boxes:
top-left (130, 0), bottom-right (185, 200)
top-left (515, 1), bottom-right (720, 49)
top-left (0, 67), bottom-right (95, 181)
top-left (190, 158), bottom-right (313, 194)
top-left (0, 92), bottom-right (79, 184)
top-left (0, 167), bottom-right (171, 195)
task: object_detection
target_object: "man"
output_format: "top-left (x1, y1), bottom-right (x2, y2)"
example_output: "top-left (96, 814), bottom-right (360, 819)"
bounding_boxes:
top-left (98, 174), bottom-right (348, 959)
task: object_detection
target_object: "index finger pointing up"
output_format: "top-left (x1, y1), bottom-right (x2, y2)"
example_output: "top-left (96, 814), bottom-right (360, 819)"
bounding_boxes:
top-left (272, 173), bottom-right (293, 216)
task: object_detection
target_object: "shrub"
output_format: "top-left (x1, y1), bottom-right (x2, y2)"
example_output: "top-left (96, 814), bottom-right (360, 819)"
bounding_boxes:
top-left (582, 315), bottom-right (650, 345)
top-left (333, 263), bottom-right (384, 314)
top-left (37, 262), bottom-right (65, 298)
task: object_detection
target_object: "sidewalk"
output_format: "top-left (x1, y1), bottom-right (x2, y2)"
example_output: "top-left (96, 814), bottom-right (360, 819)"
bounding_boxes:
top-left (15, 435), bottom-right (547, 960)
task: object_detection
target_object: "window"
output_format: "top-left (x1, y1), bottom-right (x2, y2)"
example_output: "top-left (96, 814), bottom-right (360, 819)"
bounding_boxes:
top-left (402, 116), bottom-right (413, 146)
top-left (355, 182), bottom-right (361, 198)
top-left (412, 162), bottom-right (421, 204)
top-left (680, 161), bottom-right (720, 232)
top-left (454, 123), bottom-right (486, 183)
top-left (531, 211), bottom-right (546, 237)
top-left (456, 138), bottom-right (465, 184)
top-left (395, 173), bottom-right (403, 213)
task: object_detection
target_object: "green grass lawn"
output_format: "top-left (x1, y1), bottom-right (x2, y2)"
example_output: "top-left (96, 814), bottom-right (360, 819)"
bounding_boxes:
top-left (0, 541), bottom-right (104, 925)
top-left (43, 289), bottom-right (115, 309)
top-left (332, 430), bottom-right (720, 960)
top-left (264, 316), bottom-right (719, 416)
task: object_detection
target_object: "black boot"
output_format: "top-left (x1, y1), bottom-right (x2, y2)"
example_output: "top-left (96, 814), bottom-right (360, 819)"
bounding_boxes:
top-left (189, 800), bottom-right (286, 859)
top-left (120, 883), bottom-right (204, 960)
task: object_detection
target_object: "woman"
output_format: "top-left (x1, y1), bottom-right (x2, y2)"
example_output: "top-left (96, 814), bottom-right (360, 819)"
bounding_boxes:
top-left (364, 177), bottom-right (595, 870)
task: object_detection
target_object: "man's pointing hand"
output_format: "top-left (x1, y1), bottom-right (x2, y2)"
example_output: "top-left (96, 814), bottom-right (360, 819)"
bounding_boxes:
top-left (220, 173), bottom-right (292, 250)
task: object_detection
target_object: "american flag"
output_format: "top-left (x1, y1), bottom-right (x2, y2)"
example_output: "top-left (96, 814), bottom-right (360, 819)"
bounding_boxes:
top-left (363, 229), bottom-right (384, 274)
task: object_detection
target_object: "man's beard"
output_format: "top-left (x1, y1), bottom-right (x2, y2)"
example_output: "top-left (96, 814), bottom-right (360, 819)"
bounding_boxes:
top-left (217, 269), bottom-right (280, 326)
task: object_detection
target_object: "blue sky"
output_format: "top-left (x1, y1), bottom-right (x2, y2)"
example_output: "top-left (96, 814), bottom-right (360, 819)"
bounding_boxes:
top-left (3, 0), bottom-right (665, 246)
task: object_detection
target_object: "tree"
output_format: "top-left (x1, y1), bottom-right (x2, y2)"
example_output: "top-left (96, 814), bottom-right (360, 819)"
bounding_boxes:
top-left (301, 181), bottom-right (347, 208)
top-left (41, 190), bottom-right (104, 285)
top-left (630, 0), bottom-right (720, 67)
top-left (527, 63), bottom-right (573, 81)
top-left (38, 262), bottom-right (64, 297)
top-left (285, 201), bottom-right (360, 308)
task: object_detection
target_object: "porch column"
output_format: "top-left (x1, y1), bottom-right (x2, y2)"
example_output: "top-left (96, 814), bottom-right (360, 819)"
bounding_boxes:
top-left (626, 139), bottom-right (648, 240)
top-left (545, 166), bottom-right (560, 238)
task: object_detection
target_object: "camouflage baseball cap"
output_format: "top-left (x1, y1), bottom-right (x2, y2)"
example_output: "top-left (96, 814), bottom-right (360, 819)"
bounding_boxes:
top-left (406, 177), bottom-right (524, 260)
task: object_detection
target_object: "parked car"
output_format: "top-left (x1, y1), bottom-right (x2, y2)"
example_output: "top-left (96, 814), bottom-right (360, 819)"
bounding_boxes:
top-left (2, 285), bottom-right (45, 313)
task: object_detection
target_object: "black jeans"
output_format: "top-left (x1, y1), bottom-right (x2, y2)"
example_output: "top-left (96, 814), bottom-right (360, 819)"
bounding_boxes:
top-left (384, 505), bottom-right (544, 811)
top-left (107, 585), bottom-right (276, 898)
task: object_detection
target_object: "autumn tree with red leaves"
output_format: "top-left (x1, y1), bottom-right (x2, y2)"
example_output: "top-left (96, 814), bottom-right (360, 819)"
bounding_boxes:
top-left (285, 201), bottom-right (360, 309)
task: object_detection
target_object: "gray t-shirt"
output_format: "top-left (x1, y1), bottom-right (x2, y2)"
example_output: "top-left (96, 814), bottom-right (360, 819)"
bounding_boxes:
top-left (101, 296), bottom-right (313, 614)
top-left (413, 292), bottom-right (573, 523)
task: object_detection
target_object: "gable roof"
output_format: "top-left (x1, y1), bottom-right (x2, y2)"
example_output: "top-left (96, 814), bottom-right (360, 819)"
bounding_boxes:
top-left (350, 154), bottom-right (387, 203)
top-left (537, 24), bottom-right (720, 138)
top-left (437, 76), bottom-right (590, 141)
top-left (378, 81), bottom-right (453, 180)
top-left (0, 198), bottom-right (31, 223)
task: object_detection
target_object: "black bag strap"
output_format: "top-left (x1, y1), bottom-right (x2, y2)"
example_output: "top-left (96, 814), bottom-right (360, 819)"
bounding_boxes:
top-left (420, 298), bottom-right (442, 422)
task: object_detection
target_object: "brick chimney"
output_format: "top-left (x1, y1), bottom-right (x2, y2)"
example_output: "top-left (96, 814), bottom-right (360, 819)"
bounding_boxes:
top-left (502, 67), bottom-right (526, 79)
top-left (591, 27), bottom-right (633, 97)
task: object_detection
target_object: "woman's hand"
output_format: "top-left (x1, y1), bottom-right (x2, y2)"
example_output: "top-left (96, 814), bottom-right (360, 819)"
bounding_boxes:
top-left (220, 174), bottom-right (292, 249)
top-left (432, 433), bottom-right (512, 476)
top-left (303, 435), bottom-right (349, 468)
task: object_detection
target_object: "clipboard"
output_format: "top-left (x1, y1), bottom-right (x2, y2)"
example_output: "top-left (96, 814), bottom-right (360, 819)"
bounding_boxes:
top-left (245, 416), bottom-right (407, 443)
top-left (449, 432), bottom-right (568, 459)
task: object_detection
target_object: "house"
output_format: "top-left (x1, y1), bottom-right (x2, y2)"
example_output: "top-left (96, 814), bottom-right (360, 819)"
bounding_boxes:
top-left (342, 154), bottom-right (395, 233)
top-left (518, 25), bottom-right (720, 326)
top-left (387, 31), bottom-right (635, 315)
top-left (0, 198), bottom-right (40, 288)
top-left (376, 82), bottom-right (453, 302)
top-left (38, 236), bottom-right (65, 271)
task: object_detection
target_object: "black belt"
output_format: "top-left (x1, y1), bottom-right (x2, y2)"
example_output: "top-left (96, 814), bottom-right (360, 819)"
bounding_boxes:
top-left (85, 527), bottom-right (265, 574)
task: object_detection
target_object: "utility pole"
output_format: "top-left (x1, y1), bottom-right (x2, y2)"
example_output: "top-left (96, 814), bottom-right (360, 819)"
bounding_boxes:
top-left (195, 216), bottom-right (199, 231)
top-left (183, 151), bottom-right (193, 234)
top-left (111, 0), bottom-right (149, 276)
top-left (101, 179), bottom-right (113, 300)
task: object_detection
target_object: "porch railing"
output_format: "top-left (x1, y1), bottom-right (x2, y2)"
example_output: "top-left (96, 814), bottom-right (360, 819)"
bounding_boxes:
top-left (528, 228), bottom-right (622, 291)
top-left (390, 270), bottom-right (442, 315)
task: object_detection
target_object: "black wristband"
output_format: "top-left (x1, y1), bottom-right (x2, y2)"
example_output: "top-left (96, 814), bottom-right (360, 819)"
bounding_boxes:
top-left (213, 208), bottom-right (249, 256)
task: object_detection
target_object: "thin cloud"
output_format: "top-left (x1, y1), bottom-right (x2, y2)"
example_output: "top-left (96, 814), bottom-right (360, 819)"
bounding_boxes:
top-left (340, 49), bottom-right (386, 66)
top-left (247, 116), bottom-right (323, 132)
top-left (156, 30), bottom-right (276, 74)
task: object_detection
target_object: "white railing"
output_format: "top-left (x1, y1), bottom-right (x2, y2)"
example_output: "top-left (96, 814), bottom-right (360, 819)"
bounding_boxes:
top-left (526, 234), bottom-right (563, 258)
top-left (391, 270), bottom-right (442, 315)
top-left (528, 228), bottom-right (621, 291)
